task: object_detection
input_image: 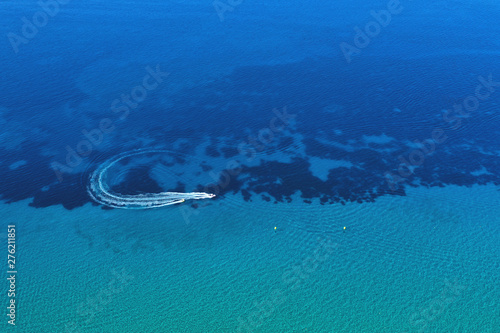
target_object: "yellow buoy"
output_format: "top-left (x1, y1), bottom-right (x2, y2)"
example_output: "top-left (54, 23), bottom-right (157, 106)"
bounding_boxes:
top-left (343, 226), bottom-right (346, 230)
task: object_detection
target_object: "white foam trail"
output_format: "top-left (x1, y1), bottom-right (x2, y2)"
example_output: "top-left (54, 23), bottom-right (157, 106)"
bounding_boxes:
top-left (87, 150), bottom-right (215, 209)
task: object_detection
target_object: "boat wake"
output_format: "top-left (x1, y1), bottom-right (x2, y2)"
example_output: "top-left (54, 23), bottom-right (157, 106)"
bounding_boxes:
top-left (87, 150), bottom-right (215, 209)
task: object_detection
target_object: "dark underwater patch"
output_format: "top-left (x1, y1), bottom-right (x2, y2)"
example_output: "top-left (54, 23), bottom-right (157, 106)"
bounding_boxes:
top-left (0, 56), bottom-right (499, 209)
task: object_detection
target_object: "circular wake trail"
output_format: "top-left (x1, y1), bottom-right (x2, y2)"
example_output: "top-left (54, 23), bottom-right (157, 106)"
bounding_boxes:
top-left (87, 150), bottom-right (215, 209)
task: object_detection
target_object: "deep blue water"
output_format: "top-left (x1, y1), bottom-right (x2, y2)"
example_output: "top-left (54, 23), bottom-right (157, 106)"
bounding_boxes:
top-left (1, 1), bottom-right (500, 209)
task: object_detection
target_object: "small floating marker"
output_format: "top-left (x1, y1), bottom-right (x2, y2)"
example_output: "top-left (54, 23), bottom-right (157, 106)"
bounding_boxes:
top-left (274, 226), bottom-right (277, 231)
top-left (343, 226), bottom-right (346, 230)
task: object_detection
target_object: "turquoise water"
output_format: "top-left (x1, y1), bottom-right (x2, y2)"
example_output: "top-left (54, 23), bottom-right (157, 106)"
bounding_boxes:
top-left (1, 184), bottom-right (498, 332)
